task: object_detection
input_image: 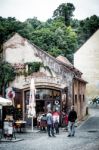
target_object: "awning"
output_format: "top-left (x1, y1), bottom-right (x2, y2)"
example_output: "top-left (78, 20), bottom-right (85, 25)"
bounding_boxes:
top-left (0, 97), bottom-right (12, 106)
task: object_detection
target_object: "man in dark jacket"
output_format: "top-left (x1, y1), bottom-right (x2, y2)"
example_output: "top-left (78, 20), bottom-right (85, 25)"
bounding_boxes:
top-left (67, 105), bottom-right (77, 137)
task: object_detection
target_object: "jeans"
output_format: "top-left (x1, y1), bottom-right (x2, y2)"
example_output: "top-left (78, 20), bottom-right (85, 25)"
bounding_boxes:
top-left (47, 124), bottom-right (54, 136)
top-left (54, 122), bottom-right (59, 134)
top-left (68, 121), bottom-right (75, 136)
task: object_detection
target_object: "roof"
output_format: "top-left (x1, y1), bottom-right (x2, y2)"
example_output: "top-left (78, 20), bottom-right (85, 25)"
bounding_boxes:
top-left (3, 33), bottom-right (26, 49)
top-left (56, 55), bottom-right (73, 67)
top-left (56, 55), bottom-right (82, 76)
top-left (74, 76), bottom-right (88, 83)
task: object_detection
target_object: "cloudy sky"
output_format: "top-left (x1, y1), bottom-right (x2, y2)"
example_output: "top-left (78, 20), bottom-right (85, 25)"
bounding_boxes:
top-left (0, 0), bottom-right (99, 22)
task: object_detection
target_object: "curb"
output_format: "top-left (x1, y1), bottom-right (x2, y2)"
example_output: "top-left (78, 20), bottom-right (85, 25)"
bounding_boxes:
top-left (77, 114), bottom-right (90, 129)
top-left (0, 138), bottom-right (24, 142)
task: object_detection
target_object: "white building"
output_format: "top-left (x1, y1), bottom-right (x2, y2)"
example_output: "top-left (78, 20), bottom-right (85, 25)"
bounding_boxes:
top-left (74, 29), bottom-right (99, 100)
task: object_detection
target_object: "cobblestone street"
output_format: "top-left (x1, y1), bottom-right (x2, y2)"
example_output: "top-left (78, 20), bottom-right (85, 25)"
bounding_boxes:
top-left (0, 106), bottom-right (99, 150)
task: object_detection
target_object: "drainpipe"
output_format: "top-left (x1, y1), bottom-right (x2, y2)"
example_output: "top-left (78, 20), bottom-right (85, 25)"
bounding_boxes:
top-left (72, 76), bottom-right (74, 105)
top-left (60, 88), bottom-right (63, 126)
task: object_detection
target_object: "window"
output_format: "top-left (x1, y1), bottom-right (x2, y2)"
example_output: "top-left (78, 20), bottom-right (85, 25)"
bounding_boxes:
top-left (75, 95), bottom-right (77, 104)
top-left (83, 95), bottom-right (85, 102)
top-left (35, 89), bottom-right (61, 100)
top-left (79, 94), bottom-right (81, 101)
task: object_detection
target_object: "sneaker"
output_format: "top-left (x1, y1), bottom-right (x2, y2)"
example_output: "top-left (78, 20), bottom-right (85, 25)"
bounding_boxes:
top-left (67, 135), bottom-right (71, 137)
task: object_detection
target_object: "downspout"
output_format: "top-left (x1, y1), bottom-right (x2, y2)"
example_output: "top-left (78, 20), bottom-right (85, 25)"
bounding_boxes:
top-left (72, 76), bottom-right (74, 105)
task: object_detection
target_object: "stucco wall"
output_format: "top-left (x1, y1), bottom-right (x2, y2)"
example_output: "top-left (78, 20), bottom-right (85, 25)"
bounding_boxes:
top-left (74, 30), bottom-right (99, 99)
top-left (74, 80), bottom-right (86, 120)
top-left (3, 33), bottom-right (42, 63)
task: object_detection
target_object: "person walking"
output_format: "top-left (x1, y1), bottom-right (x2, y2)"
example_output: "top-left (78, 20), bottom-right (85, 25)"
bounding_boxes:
top-left (64, 112), bottom-right (68, 131)
top-left (53, 110), bottom-right (60, 134)
top-left (67, 105), bottom-right (77, 137)
top-left (46, 110), bottom-right (55, 137)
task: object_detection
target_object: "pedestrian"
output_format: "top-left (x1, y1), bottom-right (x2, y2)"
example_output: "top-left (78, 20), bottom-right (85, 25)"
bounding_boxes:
top-left (67, 105), bottom-right (77, 137)
top-left (37, 113), bottom-right (42, 129)
top-left (40, 114), bottom-right (47, 132)
top-left (53, 110), bottom-right (60, 134)
top-left (64, 112), bottom-right (68, 131)
top-left (46, 110), bottom-right (55, 137)
top-left (61, 110), bottom-right (66, 127)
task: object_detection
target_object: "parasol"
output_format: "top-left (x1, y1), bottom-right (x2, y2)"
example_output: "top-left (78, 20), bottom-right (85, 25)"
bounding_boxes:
top-left (0, 97), bottom-right (12, 106)
top-left (28, 78), bottom-right (36, 131)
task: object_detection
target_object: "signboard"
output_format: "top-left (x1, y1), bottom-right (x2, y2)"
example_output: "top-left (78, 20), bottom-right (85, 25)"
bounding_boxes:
top-left (4, 121), bottom-right (13, 135)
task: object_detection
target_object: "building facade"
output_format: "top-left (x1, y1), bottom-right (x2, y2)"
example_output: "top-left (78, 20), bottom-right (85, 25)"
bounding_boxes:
top-left (3, 33), bottom-right (87, 124)
top-left (74, 29), bottom-right (99, 101)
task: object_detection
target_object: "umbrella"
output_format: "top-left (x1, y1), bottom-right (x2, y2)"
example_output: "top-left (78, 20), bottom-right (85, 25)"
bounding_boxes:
top-left (0, 97), bottom-right (12, 123)
top-left (0, 97), bottom-right (12, 106)
top-left (28, 78), bottom-right (36, 131)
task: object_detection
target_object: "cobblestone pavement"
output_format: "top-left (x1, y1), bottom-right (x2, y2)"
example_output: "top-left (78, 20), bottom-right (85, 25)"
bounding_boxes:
top-left (0, 107), bottom-right (99, 150)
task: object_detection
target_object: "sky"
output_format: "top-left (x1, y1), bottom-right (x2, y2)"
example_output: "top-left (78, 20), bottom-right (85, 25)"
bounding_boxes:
top-left (0, 0), bottom-right (99, 22)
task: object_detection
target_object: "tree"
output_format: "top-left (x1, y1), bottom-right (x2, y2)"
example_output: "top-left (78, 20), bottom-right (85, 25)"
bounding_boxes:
top-left (77, 15), bottom-right (99, 47)
top-left (25, 17), bottom-right (41, 29)
top-left (31, 28), bottom-right (55, 51)
top-left (53, 3), bottom-right (75, 26)
top-left (0, 61), bottom-right (16, 96)
top-left (0, 5), bottom-right (99, 64)
top-left (0, 17), bottom-right (25, 53)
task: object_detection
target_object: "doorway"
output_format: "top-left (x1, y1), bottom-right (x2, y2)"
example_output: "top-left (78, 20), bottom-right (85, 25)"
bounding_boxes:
top-left (45, 101), bottom-right (53, 112)
top-left (36, 100), bottom-right (45, 115)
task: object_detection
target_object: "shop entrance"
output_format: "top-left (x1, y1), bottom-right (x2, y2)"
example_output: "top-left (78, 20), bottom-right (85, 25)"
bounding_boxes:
top-left (45, 101), bottom-right (53, 112)
top-left (36, 100), bottom-right (45, 115)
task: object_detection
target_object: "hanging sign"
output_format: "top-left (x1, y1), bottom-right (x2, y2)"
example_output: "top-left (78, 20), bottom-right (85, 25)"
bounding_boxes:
top-left (6, 87), bottom-right (15, 99)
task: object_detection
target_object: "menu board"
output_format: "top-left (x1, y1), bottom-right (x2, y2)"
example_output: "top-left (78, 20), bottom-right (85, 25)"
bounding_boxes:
top-left (4, 121), bottom-right (13, 135)
top-left (0, 107), bottom-right (2, 129)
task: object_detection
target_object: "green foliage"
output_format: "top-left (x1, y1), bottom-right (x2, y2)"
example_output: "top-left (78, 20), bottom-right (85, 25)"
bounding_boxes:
top-left (25, 62), bottom-right (42, 75)
top-left (49, 47), bottom-right (62, 57)
top-left (0, 3), bottom-right (99, 63)
top-left (53, 3), bottom-right (75, 26)
top-left (40, 64), bottom-right (53, 75)
top-left (0, 61), bottom-right (16, 93)
top-left (77, 15), bottom-right (99, 47)
top-left (30, 20), bottom-right (78, 62)
top-left (31, 28), bottom-right (55, 52)
top-left (25, 17), bottom-right (41, 29)
top-left (0, 17), bottom-right (27, 52)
